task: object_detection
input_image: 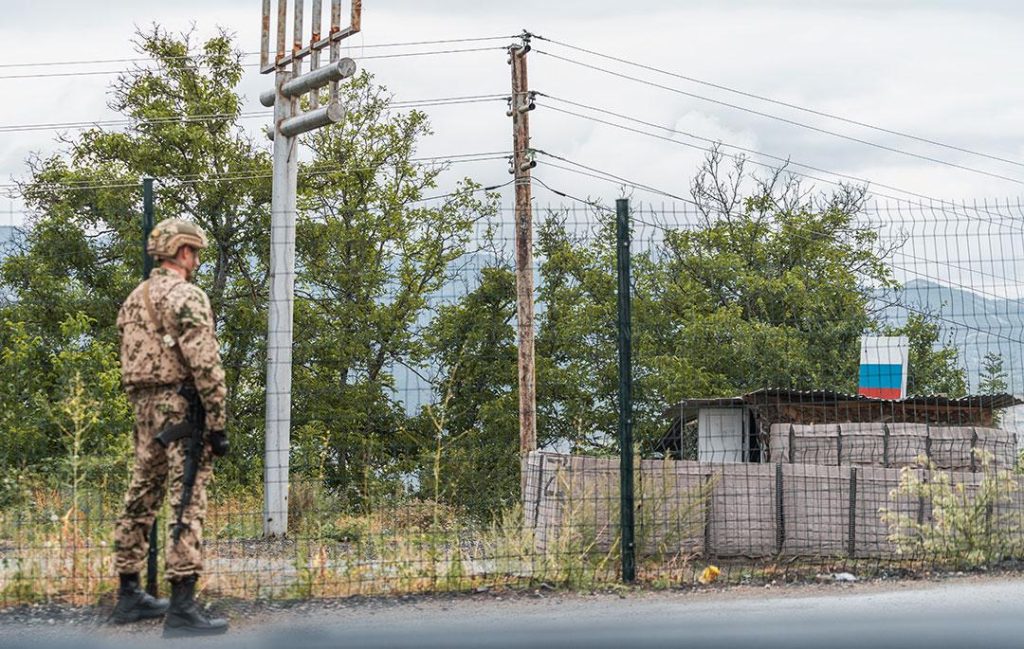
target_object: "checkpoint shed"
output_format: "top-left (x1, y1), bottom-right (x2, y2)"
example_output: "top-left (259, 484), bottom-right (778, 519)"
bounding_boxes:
top-left (656, 388), bottom-right (1021, 469)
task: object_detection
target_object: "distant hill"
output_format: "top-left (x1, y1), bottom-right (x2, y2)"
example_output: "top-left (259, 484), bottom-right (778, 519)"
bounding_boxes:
top-left (0, 226), bottom-right (20, 251)
top-left (0, 226), bottom-right (23, 301)
top-left (0, 226), bottom-right (24, 257)
top-left (874, 279), bottom-right (1024, 393)
top-left (874, 279), bottom-right (1024, 435)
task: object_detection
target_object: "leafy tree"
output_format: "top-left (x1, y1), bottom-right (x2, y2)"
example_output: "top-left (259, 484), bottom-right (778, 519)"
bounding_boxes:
top-left (287, 73), bottom-right (499, 506)
top-left (533, 208), bottom-right (621, 453)
top-left (884, 313), bottom-right (967, 398)
top-left (410, 266), bottom-right (519, 518)
top-left (525, 150), bottom-right (966, 456)
top-left (651, 151), bottom-right (896, 400)
top-left (0, 27), bottom-right (499, 506)
top-left (1, 26), bottom-right (272, 487)
top-left (979, 350), bottom-right (1008, 427)
top-left (980, 351), bottom-right (1008, 395)
top-left (0, 313), bottom-right (132, 490)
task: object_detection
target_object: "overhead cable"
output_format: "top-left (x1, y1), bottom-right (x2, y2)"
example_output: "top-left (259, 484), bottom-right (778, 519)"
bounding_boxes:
top-left (533, 34), bottom-right (1024, 170)
top-left (533, 49), bottom-right (1024, 187)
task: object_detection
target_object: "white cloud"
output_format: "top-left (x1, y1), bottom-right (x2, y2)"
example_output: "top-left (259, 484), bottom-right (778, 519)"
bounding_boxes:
top-left (3, 0), bottom-right (1024, 220)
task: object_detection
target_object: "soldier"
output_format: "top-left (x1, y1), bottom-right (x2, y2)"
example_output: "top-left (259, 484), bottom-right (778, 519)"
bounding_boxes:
top-left (111, 218), bottom-right (230, 637)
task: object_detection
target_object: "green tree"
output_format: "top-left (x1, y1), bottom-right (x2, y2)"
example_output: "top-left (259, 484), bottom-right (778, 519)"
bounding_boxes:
top-left (980, 351), bottom-right (1008, 395)
top-left (526, 150), bottom-right (965, 456)
top-left (287, 73), bottom-right (499, 506)
top-left (884, 313), bottom-right (967, 397)
top-left (533, 208), bottom-right (621, 453)
top-left (979, 350), bottom-right (1008, 427)
top-left (1, 26), bottom-right (272, 486)
top-left (651, 152), bottom-right (895, 400)
top-left (411, 266), bottom-right (519, 518)
top-left (0, 313), bottom-right (132, 489)
top-left (0, 27), bottom-right (499, 506)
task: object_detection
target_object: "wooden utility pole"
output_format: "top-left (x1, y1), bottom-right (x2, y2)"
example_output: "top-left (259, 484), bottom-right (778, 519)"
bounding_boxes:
top-left (509, 32), bottom-right (537, 492)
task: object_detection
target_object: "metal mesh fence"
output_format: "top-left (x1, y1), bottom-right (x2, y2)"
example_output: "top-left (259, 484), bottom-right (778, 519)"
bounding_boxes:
top-left (0, 193), bottom-right (1023, 604)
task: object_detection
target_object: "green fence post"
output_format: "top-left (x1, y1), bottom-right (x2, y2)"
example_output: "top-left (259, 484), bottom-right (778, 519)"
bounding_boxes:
top-left (142, 177), bottom-right (159, 597)
top-left (143, 178), bottom-right (154, 279)
top-left (616, 198), bottom-right (636, 583)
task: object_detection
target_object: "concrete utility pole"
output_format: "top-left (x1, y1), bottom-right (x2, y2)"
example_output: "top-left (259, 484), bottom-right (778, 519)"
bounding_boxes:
top-left (508, 32), bottom-right (537, 493)
top-left (259, 0), bottom-right (361, 537)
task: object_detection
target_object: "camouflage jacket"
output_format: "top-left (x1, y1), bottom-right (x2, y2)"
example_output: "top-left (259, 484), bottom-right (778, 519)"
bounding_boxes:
top-left (117, 267), bottom-right (227, 431)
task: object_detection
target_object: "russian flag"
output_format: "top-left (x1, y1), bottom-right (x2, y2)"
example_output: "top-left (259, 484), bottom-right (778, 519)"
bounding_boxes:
top-left (859, 336), bottom-right (909, 400)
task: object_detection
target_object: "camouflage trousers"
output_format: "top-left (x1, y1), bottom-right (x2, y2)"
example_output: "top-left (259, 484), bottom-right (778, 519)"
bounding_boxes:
top-left (114, 386), bottom-right (213, 581)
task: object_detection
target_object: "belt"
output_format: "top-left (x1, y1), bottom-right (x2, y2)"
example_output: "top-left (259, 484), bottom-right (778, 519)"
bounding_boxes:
top-left (127, 382), bottom-right (191, 397)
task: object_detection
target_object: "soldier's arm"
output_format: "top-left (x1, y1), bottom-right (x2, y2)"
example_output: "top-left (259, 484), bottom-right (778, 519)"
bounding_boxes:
top-left (173, 285), bottom-right (228, 431)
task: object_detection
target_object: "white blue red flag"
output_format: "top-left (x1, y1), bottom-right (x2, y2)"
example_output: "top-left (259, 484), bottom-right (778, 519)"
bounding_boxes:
top-left (859, 335), bottom-right (909, 399)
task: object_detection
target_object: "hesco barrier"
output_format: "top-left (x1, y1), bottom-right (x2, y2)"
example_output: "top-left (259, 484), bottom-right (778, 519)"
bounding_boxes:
top-left (524, 451), bottom-right (1024, 559)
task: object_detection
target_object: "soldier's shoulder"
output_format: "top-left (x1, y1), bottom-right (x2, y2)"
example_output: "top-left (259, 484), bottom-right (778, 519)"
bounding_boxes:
top-left (167, 282), bottom-right (212, 321)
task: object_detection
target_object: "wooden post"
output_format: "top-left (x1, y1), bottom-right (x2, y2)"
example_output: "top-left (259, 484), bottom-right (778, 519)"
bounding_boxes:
top-left (509, 33), bottom-right (537, 494)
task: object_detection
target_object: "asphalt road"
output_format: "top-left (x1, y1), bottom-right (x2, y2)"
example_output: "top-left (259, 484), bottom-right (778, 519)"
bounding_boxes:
top-left (3, 577), bottom-right (1024, 648)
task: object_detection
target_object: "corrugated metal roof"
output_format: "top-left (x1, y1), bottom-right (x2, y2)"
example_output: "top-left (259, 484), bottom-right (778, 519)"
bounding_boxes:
top-left (661, 388), bottom-right (1023, 420)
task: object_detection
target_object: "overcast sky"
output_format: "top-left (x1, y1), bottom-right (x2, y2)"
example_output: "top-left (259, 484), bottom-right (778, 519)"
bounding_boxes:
top-left (2, 1), bottom-right (1024, 230)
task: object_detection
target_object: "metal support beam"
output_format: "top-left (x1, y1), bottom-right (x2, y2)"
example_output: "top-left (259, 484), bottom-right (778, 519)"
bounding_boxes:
top-left (261, 0), bottom-right (272, 69)
top-left (262, 0), bottom-right (361, 74)
top-left (284, 57), bottom-right (355, 97)
top-left (310, 0), bottom-right (323, 109)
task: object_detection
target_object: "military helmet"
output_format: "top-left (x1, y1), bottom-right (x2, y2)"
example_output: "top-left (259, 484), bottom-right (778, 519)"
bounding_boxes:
top-left (147, 218), bottom-right (209, 260)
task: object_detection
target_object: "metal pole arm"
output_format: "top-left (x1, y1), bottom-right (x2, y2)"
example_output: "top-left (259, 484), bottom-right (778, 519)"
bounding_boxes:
top-left (261, 57), bottom-right (356, 106)
top-left (279, 102), bottom-right (345, 137)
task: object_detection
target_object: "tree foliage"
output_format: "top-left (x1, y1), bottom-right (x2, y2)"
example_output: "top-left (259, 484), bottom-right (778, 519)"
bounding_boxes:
top-left (0, 27), bottom-right (498, 506)
top-left (0, 29), bottom-right (970, 521)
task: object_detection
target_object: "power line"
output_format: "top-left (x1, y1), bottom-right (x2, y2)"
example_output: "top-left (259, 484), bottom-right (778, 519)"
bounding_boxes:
top-left (535, 97), bottom-right (1024, 230)
top-left (345, 46), bottom-right (506, 61)
top-left (0, 46), bottom-right (508, 80)
top-left (410, 178), bottom-right (515, 204)
top-left (0, 35), bottom-right (518, 69)
top-left (0, 94), bottom-right (509, 134)
top-left (539, 98), bottom-right (948, 208)
top-left (0, 152), bottom-right (510, 192)
top-left (532, 49), bottom-right (1024, 188)
top-left (533, 34), bottom-right (1024, 171)
top-left (533, 151), bottom-right (694, 204)
top-left (531, 176), bottom-right (612, 212)
top-left (533, 151), bottom-right (1024, 288)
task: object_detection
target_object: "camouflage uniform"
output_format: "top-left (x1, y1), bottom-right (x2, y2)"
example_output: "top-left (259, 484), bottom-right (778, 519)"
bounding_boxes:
top-left (114, 265), bottom-right (227, 581)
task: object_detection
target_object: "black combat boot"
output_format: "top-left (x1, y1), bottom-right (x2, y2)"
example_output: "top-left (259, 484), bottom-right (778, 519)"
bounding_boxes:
top-left (162, 575), bottom-right (229, 637)
top-left (110, 573), bottom-right (170, 624)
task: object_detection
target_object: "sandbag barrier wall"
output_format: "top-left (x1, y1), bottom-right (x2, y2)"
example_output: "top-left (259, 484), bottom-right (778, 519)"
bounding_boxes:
top-left (523, 451), bottom-right (1024, 560)
top-left (770, 423), bottom-right (1017, 470)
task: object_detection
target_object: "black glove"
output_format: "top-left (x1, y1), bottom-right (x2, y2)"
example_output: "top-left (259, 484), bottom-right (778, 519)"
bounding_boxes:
top-left (208, 430), bottom-right (230, 457)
